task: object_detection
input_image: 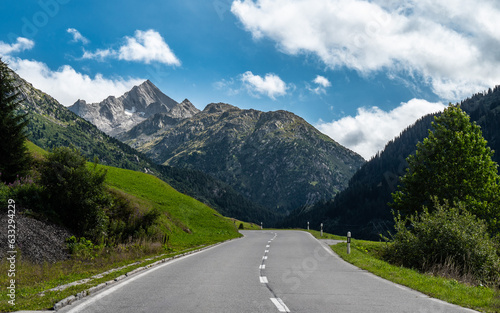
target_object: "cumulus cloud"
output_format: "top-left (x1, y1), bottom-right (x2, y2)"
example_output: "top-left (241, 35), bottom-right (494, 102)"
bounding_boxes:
top-left (310, 75), bottom-right (331, 94)
top-left (67, 28), bottom-right (89, 45)
top-left (82, 29), bottom-right (181, 66)
top-left (0, 37), bottom-right (34, 56)
top-left (231, 0), bottom-right (500, 101)
top-left (316, 99), bottom-right (446, 159)
top-left (314, 75), bottom-right (331, 88)
top-left (6, 56), bottom-right (144, 106)
top-left (241, 71), bottom-right (288, 99)
top-left (119, 30), bottom-right (181, 65)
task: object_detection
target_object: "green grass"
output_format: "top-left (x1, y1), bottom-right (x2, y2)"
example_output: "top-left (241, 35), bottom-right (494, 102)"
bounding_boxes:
top-left (25, 140), bottom-right (48, 158)
top-left (331, 240), bottom-right (500, 312)
top-left (0, 142), bottom-right (242, 311)
top-left (304, 229), bottom-right (346, 240)
top-left (226, 218), bottom-right (261, 230)
top-left (100, 164), bottom-right (242, 247)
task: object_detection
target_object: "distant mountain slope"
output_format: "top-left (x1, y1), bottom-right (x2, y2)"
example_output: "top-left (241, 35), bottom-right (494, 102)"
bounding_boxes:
top-left (68, 80), bottom-right (199, 136)
top-left (10, 69), bottom-right (278, 225)
top-left (282, 86), bottom-right (500, 239)
top-left (122, 102), bottom-right (365, 212)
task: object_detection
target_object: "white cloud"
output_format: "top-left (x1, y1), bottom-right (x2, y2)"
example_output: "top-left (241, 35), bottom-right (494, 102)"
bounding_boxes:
top-left (82, 48), bottom-right (115, 61)
top-left (316, 99), bottom-right (446, 159)
top-left (118, 30), bottom-right (181, 65)
top-left (6, 56), bottom-right (144, 106)
top-left (83, 29), bottom-right (180, 66)
top-left (310, 75), bottom-right (331, 94)
top-left (0, 37), bottom-right (34, 56)
top-left (231, 0), bottom-right (500, 101)
top-left (241, 71), bottom-right (288, 99)
top-left (314, 75), bottom-right (331, 88)
top-left (67, 28), bottom-right (89, 45)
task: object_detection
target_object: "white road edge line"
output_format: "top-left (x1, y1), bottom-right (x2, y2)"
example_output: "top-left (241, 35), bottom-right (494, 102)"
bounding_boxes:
top-left (64, 243), bottom-right (225, 313)
top-left (321, 244), bottom-right (335, 257)
top-left (260, 276), bottom-right (269, 283)
top-left (270, 298), bottom-right (290, 312)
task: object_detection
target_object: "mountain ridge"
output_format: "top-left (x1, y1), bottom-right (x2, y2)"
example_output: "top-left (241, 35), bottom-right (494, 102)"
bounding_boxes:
top-left (121, 101), bottom-right (365, 212)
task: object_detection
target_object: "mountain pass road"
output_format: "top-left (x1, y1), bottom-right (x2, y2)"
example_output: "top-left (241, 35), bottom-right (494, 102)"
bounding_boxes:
top-left (59, 230), bottom-right (479, 313)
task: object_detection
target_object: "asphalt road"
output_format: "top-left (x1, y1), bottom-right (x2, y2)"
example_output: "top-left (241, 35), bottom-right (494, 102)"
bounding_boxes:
top-left (59, 230), bottom-right (478, 313)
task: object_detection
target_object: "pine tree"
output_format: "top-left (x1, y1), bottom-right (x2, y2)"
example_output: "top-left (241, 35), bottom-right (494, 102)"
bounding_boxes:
top-left (391, 105), bottom-right (500, 233)
top-left (0, 59), bottom-right (30, 183)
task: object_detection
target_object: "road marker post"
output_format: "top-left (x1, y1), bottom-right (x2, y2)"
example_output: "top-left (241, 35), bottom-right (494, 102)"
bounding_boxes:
top-left (347, 231), bottom-right (351, 254)
top-left (320, 223), bottom-right (323, 237)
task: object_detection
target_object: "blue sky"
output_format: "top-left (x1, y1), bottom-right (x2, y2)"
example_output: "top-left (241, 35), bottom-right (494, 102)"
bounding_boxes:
top-left (1, 0), bottom-right (499, 159)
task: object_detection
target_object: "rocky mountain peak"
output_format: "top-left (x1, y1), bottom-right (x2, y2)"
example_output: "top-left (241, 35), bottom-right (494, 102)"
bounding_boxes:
top-left (68, 81), bottom-right (199, 137)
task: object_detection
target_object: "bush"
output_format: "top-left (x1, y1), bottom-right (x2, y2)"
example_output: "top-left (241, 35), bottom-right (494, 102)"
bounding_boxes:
top-left (105, 189), bottom-right (163, 244)
top-left (40, 146), bottom-right (110, 240)
top-left (384, 198), bottom-right (500, 286)
top-left (65, 236), bottom-right (97, 259)
top-left (0, 176), bottom-right (47, 215)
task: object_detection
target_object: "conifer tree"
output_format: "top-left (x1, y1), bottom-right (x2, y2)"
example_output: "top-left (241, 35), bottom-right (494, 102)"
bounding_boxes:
top-left (391, 104), bottom-right (500, 232)
top-left (0, 59), bottom-right (30, 183)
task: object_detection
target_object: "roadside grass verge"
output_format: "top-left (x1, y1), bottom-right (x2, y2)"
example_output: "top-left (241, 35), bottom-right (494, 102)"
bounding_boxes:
top-left (331, 240), bottom-right (500, 313)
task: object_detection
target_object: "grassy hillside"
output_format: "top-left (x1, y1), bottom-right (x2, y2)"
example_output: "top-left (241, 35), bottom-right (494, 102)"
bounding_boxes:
top-left (100, 164), bottom-right (242, 248)
top-left (24, 140), bottom-right (242, 248)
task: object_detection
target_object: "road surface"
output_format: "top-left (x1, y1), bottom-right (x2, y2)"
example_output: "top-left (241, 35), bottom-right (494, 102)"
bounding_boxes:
top-left (59, 230), bottom-right (478, 313)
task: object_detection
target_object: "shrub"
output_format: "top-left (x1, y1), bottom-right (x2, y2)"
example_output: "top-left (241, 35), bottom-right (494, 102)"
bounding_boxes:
top-left (105, 189), bottom-right (163, 244)
top-left (65, 236), bottom-right (96, 259)
top-left (384, 198), bottom-right (500, 286)
top-left (0, 176), bottom-right (46, 215)
top-left (40, 146), bottom-right (110, 240)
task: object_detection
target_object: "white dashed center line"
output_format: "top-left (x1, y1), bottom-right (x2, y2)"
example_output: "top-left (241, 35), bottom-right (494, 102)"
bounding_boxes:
top-left (271, 298), bottom-right (291, 312)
